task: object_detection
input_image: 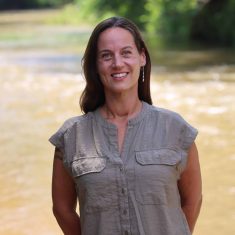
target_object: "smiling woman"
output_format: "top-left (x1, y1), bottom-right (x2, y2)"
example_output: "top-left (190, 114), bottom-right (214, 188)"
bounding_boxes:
top-left (96, 27), bottom-right (146, 97)
top-left (80, 16), bottom-right (152, 114)
top-left (49, 16), bottom-right (202, 235)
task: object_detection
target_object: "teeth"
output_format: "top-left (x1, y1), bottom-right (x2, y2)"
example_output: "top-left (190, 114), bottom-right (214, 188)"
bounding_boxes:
top-left (112, 73), bottom-right (127, 78)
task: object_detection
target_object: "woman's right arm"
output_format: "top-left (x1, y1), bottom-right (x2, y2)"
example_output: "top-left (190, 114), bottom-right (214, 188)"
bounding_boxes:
top-left (52, 147), bottom-right (81, 235)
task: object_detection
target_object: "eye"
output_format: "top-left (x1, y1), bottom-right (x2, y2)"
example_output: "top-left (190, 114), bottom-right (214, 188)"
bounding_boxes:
top-left (100, 52), bottom-right (112, 61)
top-left (122, 50), bottom-right (132, 57)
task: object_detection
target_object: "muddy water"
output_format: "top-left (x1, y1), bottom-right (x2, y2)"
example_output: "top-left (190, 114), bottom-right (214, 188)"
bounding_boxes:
top-left (0, 10), bottom-right (235, 235)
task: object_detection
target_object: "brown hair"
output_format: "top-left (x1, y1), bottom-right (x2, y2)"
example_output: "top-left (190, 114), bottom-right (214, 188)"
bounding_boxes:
top-left (80, 16), bottom-right (152, 113)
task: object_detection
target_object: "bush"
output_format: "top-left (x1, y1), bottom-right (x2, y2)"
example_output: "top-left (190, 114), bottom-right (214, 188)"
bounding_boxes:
top-left (191, 0), bottom-right (235, 47)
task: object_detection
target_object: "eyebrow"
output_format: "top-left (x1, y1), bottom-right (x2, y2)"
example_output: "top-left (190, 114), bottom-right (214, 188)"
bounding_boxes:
top-left (122, 46), bottom-right (133, 50)
top-left (98, 46), bottom-right (133, 54)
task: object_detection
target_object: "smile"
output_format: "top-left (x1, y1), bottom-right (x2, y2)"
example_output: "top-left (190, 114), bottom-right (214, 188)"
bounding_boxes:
top-left (111, 72), bottom-right (128, 78)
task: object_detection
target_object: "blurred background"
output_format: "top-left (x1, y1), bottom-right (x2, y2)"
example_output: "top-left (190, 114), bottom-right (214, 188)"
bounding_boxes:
top-left (0, 0), bottom-right (234, 234)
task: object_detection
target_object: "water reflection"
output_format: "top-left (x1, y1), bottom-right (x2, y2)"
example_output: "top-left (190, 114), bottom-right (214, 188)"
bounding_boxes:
top-left (0, 10), bottom-right (235, 235)
top-left (1, 52), bottom-right (82, 73)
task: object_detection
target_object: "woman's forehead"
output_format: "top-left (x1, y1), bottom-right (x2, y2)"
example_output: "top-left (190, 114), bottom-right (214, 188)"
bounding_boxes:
top-left (97, 27), bottom-right (136, 50)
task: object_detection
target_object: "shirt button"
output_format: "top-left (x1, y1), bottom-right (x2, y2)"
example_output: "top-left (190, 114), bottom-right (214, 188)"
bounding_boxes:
top-left (120, 167), bottom-right (124, 172)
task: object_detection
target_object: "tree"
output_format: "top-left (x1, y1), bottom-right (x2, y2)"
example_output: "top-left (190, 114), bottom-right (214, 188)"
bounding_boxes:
top-left (191, 0), bottom-right (235, 47)
top-left (0, 0), bottom-right (73, 10)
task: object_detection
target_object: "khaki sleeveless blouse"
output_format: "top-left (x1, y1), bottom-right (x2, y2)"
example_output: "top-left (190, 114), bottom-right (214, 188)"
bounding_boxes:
top-left (49, 102), bottom-right (198, 235)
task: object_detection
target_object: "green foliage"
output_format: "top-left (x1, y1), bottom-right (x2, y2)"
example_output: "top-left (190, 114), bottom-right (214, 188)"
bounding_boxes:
top-left (74, 0), bottom-right (197, 40)
top-left (191, 0), bottom-right (235, 47)
top-left (143, 0), bottom-right (197, 40)
top-left (74, 0), bottom-right (147, 28)
top-left (46, 4), bottom-right (81, 24)
top-left (48, 0), bottom-right (235, 47)
top-left (92, 0), bottom-right (147, 29)
top-left (2, 0), bottom-right (235, 47)
top-left (74, 0), bottom-right (104, 22)
top-left (45, 1), bottom-right (100, 25)
top-left (0, 0), bottom-right (72, 9)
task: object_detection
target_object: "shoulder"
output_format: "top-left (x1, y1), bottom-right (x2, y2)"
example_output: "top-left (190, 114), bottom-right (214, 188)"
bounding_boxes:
top-left (49, 112), bottom-right (95, 149)
top-left (148, 104), bottom-right (184, 123)
top-left (147, 104), bottom-right (198, 150)
top-left (146, 104), bottom-right (197, 134)
top-left (57, 112), bottom-right (94, 135)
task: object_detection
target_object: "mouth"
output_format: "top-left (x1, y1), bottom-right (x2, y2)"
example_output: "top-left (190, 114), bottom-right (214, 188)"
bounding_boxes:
top-left (111, 72), bottom-right (128, 79)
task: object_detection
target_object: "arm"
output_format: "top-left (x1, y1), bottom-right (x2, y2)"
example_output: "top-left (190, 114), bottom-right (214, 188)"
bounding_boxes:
top-left (52, 147), bottom-right (81, 235)
top-left (178, 142), bottom-right (202, 234)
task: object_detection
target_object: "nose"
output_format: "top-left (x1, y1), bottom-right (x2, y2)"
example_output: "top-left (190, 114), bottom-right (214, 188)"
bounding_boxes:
top-left (112, 54), bottom-right (123, 68)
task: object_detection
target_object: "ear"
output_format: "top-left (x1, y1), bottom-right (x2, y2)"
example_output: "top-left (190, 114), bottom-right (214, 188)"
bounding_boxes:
top-left (140, 49), bottom-right (146, 67)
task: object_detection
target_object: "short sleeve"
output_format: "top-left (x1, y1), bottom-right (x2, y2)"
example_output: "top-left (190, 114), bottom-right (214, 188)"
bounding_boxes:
top-left (49, 128), bottom-right (65, 150)
top-left (180, 120), bottom-right (198, 150)
top-left (175, 114), bottom-right (198, 175)
top-left (48, 116), bottom-right (79, 151)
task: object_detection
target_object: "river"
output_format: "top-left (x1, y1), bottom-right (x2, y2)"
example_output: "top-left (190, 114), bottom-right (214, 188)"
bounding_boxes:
top-left (0, 10), bottom-right (234, 235)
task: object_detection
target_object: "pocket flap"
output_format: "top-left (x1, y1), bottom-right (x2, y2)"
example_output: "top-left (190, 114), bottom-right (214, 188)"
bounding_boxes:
top-left (135, 149), bottom-right (180, 166)
top-left (71, 157), bottom-right (106, 177)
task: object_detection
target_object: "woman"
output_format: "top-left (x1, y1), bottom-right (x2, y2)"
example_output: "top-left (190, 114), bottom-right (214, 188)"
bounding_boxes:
top-left (49, 16), bottom-right (202, 235)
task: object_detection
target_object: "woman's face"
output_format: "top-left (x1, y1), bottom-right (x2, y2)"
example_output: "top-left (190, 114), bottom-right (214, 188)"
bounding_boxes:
top-left (96, 27), bottom-right (146, 95)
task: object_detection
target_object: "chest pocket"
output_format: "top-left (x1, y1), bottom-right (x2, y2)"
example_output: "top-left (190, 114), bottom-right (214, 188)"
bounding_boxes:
top-left (71, 157), bottom-right (106, 177)
top-left (134, 149), bottom-right (181, 206)
top-left (71, 156), bottom-right (119, 213)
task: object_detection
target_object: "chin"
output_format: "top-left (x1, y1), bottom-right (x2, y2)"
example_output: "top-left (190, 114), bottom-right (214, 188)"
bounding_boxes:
top-left (109, 84), bottom-right (138, 94)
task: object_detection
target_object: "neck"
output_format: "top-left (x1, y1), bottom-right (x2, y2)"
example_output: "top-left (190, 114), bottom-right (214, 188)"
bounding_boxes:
top-left (101, 93), bottom-right (142, 121)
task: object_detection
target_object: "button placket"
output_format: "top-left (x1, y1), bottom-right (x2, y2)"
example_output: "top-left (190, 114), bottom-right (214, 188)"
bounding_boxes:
top-left (121, 188), bottom-right (125, 194)
top-left (118, 165), bottom-right (131, 235)
top-left (118, 123), bottom-right (138, 235)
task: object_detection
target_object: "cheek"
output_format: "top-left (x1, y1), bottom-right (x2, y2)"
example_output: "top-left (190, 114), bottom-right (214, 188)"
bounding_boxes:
top-left (131, 56), bottom-right (144, 66)
top-left (130, 59), bottom-right (142, 73)
top-left (97, 66), bottom-right (110, 85)
top-left (97, 63), bottom-right (109, 76)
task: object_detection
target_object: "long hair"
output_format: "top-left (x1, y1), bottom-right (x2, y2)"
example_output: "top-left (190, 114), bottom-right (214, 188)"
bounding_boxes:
top-left (80, 16), bottom-right (152, 113)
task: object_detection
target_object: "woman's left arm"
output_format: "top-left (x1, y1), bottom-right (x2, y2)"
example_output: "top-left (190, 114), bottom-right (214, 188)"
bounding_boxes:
top-left (178, 142), bottom-right (202, 233)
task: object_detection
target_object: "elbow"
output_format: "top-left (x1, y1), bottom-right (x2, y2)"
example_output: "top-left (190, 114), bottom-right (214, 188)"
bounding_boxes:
top-left (199, 194), bottom-right (203, 205)
top-left (187, 195), bottom-right (203, 214)
top-left (198, 194), bottom-right (203, 211)
top-left (52, 203), bottom-right (67, 221)
top-left (52, 203), bottom-right (77, 220)
top-left (181, 193), bottom-right (203, 209)
top-left (195, 194), bottom-right (203, 210)
top-left (52, 205), bottom-right (62, 220)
